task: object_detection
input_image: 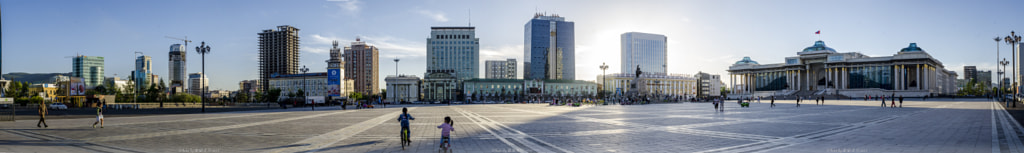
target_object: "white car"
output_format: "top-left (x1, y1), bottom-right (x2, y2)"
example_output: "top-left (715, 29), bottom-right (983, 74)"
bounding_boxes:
top-left (48, 103), bottom-right (68, 110)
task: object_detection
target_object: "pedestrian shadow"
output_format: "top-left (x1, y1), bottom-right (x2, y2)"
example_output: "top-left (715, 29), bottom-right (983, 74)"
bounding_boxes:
top-left (302, 140), bottom-right (381, 152)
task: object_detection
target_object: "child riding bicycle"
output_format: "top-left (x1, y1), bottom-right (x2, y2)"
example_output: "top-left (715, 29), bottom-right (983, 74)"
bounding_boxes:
top-left (397, 107), bottom-right (415, 144)
top-left (437, 116), bottom-right (455, 150)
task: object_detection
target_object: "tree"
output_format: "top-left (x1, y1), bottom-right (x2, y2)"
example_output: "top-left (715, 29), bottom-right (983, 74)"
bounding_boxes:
top-left (253, 91), bottom-right (263, 103)
top-left (120, 80), bottom-right (135, 102)
top-left (267, 88), bottom-right (282, 103)
top-left (349, 92), bottom-right (364, 101)
top-left (381, 89), bottom-right (387, 100)
top-left (5, 81), bottom-right (21, 98)
top-left (236, 92), bottom-right (250, 103)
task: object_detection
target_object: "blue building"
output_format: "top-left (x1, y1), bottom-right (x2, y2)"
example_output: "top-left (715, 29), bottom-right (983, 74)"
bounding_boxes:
top-left (524, 13), bottom-right (575, 80)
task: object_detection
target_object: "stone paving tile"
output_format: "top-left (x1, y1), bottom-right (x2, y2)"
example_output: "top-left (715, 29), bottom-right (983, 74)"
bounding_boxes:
top-left (0, 99), bottom-right (1018, 153)
top-left (534, 130), bottom-right (757, 153)
top-left (694, 121), bottom-right (839, 137)
top-left (626, 117), bottom-right (723, 126)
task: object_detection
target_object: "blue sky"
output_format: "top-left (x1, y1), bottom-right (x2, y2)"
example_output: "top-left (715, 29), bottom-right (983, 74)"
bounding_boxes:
top-left (2, 0), bottom-right (1022, 91)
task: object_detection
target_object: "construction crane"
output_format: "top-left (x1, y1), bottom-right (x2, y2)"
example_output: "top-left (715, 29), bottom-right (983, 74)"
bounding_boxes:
top-left (165, 36), bottom-right (192, 50)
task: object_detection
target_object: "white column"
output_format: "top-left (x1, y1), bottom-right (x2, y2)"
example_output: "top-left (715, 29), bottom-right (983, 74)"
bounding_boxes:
top-left (921, 63), bottom-right (929, 90)
top-left (897, 65), bottom-right (905, 90)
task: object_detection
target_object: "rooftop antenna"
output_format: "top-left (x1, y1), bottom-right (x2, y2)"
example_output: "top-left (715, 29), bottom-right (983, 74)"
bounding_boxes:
top-left (468, 9), bottom-right (471, 26)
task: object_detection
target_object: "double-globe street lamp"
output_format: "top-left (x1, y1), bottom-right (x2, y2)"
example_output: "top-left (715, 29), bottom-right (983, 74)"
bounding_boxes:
top-left (196, 42), bottom-right (211, 113)
top-left (996, 37), bottom-right (1003, 102)
top-left (301, 65), bottom-right (311, 111)
top-left (1002, 58), bottom-right (1010, 107)
top-left (1005, 31), bottom-right (1021, 107)
top-left (599, 63), bottom-right (609, 100)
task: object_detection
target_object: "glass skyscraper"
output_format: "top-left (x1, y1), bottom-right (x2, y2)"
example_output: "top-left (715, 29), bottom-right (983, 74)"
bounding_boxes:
top-left (524, 14), bottom-right (574, 80)
top-left (621, 32), bottom-right (667, 75)
top-left (169, 44), bottom-right (186, 93)
top-left (72, 55), bottom-right (104, 87)
top-left (135, 55), bottom-right (151, 91)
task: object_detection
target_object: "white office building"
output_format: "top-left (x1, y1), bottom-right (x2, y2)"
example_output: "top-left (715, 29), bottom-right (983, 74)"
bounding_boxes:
top-left (485, 58), bottom-right (517, 79)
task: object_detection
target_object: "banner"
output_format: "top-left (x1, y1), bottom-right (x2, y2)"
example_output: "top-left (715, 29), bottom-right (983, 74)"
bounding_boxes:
top-left (327, 69), bottom-right (341, 97)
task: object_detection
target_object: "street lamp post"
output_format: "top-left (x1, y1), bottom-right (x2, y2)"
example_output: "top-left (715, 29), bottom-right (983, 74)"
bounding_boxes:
top-left (1005, 31), bottom-right (1022, 107)
top-left (997, 37), bottom-right (1003, 102)
top-left (195, 41), bottom-right (211, 112)
top-left (301, 65), bottom-right (310, 111)
top-left (394, 58), bottom-right (399, 104)
top-left (1002, 58), bottom-right (1010, 106)
top-left (599, 63), bottom-right (609, 100)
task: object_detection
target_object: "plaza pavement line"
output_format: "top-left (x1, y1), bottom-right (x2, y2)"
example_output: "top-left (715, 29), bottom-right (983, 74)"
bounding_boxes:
top-left (992, 102), bottom-right (1003, 153)
top-left (453, 106), bottom-right (572, 153)
top-left (721, 102), bottom-right (966, 153)
top-left (994, 102), bottom-right (1024, 152)
top-left (273, 108), bottom-right (412, 153)
top-left (81, 110), bottom-right (354, 142)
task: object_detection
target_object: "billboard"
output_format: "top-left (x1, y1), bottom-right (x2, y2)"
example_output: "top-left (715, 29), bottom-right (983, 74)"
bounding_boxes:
top-left (327, 69), bottom-right (341, 97)
top-left (71, 78), bottom-right (86, 96)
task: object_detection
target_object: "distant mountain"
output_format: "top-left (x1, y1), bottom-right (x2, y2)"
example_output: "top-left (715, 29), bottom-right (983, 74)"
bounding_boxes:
top-left (2, 72), bottom-right (69, 83)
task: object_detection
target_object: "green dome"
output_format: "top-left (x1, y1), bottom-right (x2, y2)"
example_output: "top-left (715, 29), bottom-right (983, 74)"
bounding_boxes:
top-left (900, 43), bottom-right (924, 52)
top-left (802, 40), bottom-right (836, 52)
top-left (735, 56), bottom-right (759, 65)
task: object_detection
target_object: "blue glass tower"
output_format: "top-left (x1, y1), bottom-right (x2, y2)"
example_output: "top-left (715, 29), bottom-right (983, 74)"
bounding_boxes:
top-left (524, 14), bottom-right (574, 80)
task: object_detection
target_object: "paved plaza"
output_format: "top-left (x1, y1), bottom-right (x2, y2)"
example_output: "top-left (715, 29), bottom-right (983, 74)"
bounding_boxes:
top-left (0, 98), bottom-right (1021, 153)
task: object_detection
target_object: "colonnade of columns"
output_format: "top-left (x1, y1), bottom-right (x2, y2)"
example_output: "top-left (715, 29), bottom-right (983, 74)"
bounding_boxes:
top-left (730, 63), bottom-right (935, 95)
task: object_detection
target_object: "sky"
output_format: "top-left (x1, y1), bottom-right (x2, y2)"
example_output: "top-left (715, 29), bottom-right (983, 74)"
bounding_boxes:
top-left (2, 0), bottom-right (1023, 91)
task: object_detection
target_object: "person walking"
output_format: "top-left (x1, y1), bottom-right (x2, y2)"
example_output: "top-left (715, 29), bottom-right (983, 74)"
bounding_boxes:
top-left (770, 96), bottom-right (776, 108)
top-left (37, 102), bottom-right (48, 128)
top-left (92, 106), bottom-right (104, 128)
top-left (881, 96), bottom-right (887, 107)
top-left (890, 98), bottom-right (896, 108)
top-left (815, 96), bottom-right (819, 105)
top-left (899, 95), bottom-right (904, 108)
top-left (820, 96), bottom-right (825, 105)
top-left (796, 96), bottom-right (801, 107)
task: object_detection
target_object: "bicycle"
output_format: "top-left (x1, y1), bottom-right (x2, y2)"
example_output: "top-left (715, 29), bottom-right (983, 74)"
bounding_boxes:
top-left (401, 128), bottom-right (410, 150)
top-left (439, 136), bottom-right (451, 153)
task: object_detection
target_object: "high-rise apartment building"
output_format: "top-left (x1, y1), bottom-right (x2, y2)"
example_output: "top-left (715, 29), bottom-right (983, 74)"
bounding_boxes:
top-left (169, 44), bottom-right (187, 94)
top-left (72, 55), bottom-right (104, 88)
top-left (427, 27), bottom-right (480, 80)
top-left (485, 59), bottom-right (516, 79)
top-left (524, 13), bottom-right (575, 80)
top-left (621, 32), bottom-right (667, 75)
top-left (189, 72), bottom-right (207, 96)
top-left (344, 39), bottom-right (379, 95)
top-left (258, 25), bottom-right (300, 93)
top-left (964, 66), bottom-right (977, 82)
top-left (135, 55), bottom-right (152, 91)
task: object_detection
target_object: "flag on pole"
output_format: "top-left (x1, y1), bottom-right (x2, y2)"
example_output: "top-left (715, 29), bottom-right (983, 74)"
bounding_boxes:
top-left (815, 30), bottom-right (820, 34)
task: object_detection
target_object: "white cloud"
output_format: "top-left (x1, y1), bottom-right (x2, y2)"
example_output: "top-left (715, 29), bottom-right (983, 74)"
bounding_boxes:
top-left (307, 34), bottom-right (426, 58)
top-left (328, 0), bottom-right (361, 14)
top-left (480, 45), bottom-right (522, 60)
top-left (415, 10), bottom-right (449, 22)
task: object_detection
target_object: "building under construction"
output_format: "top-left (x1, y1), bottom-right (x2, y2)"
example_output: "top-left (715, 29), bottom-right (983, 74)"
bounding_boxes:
top-left (258, 25), bottom-right (300, 94)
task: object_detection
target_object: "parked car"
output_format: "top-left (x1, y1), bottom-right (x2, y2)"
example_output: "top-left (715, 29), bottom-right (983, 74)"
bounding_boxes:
top-left (49, 103), bottom-right (68, 110)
